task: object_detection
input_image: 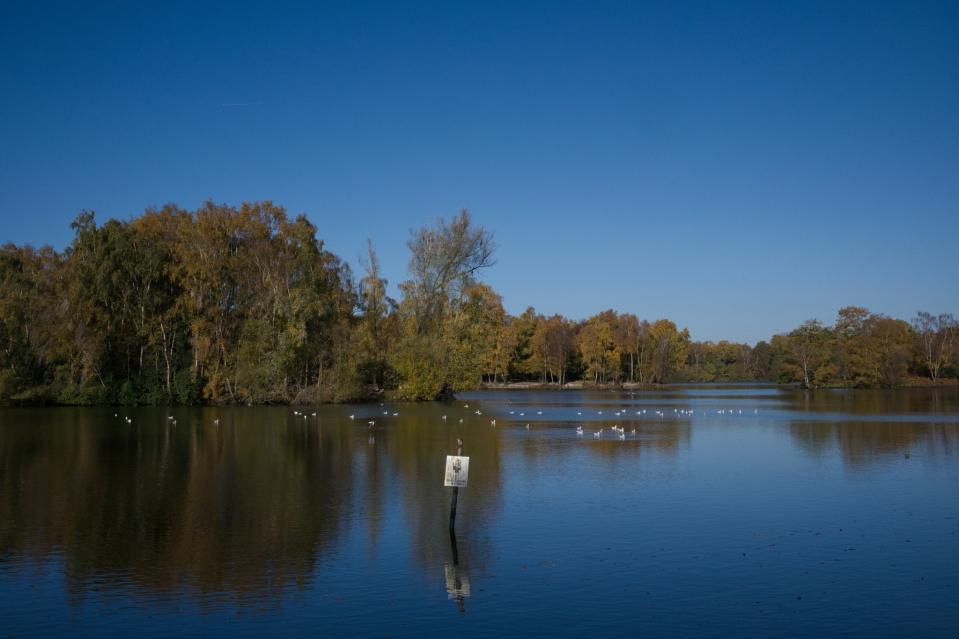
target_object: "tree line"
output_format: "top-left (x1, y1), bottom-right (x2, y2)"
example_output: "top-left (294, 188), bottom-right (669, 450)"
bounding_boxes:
top-left (0, 203), bottom-right (956, 404)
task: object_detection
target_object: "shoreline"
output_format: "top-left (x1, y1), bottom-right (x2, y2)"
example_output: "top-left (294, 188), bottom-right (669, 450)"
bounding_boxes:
top-left (478, 378), bottom-right (958, 392)
top-left (5, 379), bottom-right (957, 408)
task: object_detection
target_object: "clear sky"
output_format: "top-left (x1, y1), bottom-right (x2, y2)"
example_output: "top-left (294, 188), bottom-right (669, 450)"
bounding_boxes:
top-left (1, 0), bottom-right (956, 343)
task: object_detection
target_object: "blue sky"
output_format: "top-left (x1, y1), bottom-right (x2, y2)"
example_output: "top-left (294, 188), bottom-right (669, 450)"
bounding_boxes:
top-left (1, 0), bottom-right (956, 343)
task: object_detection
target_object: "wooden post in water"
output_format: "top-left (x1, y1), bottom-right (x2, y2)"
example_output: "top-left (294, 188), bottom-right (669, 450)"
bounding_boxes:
top-left (449, 438), bottom-right (464, 535)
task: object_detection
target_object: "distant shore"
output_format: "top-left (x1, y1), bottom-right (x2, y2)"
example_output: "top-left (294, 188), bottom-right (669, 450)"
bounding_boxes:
top-left (4, 378), bottom-right (958, 408)
top-left (478, 378), bottom-right (959, 392)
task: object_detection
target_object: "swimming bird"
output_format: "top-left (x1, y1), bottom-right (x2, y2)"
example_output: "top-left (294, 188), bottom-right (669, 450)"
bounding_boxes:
top-left (593, 430), bottom-right (601, 438)
top-left (349, 414), bottom-right (355, 420)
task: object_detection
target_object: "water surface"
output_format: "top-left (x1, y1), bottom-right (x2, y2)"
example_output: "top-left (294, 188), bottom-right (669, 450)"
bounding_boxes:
top-left (2, 386), bottom-right (958, 637)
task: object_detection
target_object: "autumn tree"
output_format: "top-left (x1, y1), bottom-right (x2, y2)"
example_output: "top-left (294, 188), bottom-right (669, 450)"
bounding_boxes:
top-left (0, 244), bottom-right (65, 401)
top-left (615, 313), bottom-right (643, 382)
top-left (530, 314), bottom-right (575, 384)
top-left (647, 319), bottom-right (689, 383)
top-left (3, 202), bottom-right (955, 405)
top-left (440, 283), bottom-right (506, 391)
top-left (871, 316), bottom-right (913, 386)
top-left (356, 240), bottom-right (396, 389)
top-left (776, 320), bottom-right (833, 388)
top-left (832, 306), bottom-right (874, 386)
top-left (400, 209), bottom-right (495, 334)
top-left (578, 310), bottom-right (621, 383)
top-left (509, 307), bottom-right (539, 379)
top-left (485, 316), bottom-right (518, 384)
top-left (750, 340), bottom-right (779, 381)
top-left (912, 311), bottom-right (957, 382)
top-left (393, 210), bottom-right (496, 399)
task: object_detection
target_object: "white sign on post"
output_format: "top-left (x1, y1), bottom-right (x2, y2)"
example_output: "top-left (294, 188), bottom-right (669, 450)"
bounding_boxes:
top-left (444, 455), bottom-right (470, 488)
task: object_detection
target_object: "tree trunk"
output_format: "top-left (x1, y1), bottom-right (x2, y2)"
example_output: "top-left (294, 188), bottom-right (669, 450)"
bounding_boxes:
top-left (159, 321), bottom-right (172, 398)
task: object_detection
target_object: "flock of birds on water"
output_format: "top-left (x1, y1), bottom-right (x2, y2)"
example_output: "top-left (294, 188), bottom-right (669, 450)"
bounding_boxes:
top-left (112, 403), bottom-right (759, 443)
top-left (338, 403), bottom-right (761, 441)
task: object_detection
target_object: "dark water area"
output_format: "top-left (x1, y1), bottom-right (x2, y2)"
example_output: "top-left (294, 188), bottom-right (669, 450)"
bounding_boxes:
top-left (1, 386), bottom-right (958, 637)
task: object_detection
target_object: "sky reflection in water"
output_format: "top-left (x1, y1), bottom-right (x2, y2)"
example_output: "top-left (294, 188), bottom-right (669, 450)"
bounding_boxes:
top-left (1, 386), bottom-right (957, 637)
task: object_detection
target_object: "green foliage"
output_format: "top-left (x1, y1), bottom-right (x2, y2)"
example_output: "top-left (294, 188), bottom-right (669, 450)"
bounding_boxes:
top-left (508, 307), bottom-right (539, 379)
top-left (117, 381), bottom-right (137, 406)
top-left (0, 205), bottom-right (953, 406)
top-left (0, 204), bottom-right (361, 405)
top-left (578, 311), bottom-right (619, 383)
top-left (392, 334), bottom-right (447, 400)
top-left (172, 367), bottom-right (200, 404)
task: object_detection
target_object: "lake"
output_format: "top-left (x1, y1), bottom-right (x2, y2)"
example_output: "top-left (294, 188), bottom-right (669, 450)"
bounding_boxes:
top-left (1, 386), bottom-right (958, 637)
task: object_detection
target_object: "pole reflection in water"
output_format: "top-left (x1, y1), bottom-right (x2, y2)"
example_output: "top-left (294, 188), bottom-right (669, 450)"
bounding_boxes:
top-left (445, 530), bottom-right (470, 613)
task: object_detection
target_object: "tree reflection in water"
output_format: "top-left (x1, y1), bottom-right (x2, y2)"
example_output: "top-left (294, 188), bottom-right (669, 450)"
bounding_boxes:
top-left (0, 386), bottom-right (956, 616)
